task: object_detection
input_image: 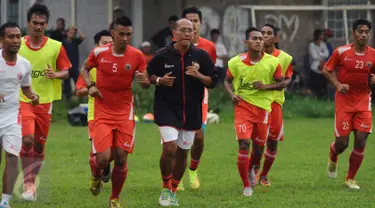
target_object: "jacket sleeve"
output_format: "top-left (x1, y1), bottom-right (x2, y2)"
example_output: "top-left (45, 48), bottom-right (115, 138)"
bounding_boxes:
top-left (147, 52), bottom-right (162, 77)
top-left (199, 50), bottom-right (218, 89)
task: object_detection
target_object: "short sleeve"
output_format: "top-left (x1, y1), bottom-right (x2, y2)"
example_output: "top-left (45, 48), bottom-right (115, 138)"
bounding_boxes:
top-left (137, 51), bottom-right (147, 72)
top-left (21, 61), bottom-right (32, 87)
top-left (285, 64), bottom-right (294, 79)
top-left (324, 49), bottom-right (340, 72)
top-left (227, 57), bottom-right (238, 78)
top-left (56, 45), bottom-right (72, 71)
top-left (86, 50), bottom-right (98, 69)
top-left (76, 75), bottom-right (86, 90)
top-left (273, 64), bottom-right (283, 80)
top-left (209, 46), bottom-right (217, 64)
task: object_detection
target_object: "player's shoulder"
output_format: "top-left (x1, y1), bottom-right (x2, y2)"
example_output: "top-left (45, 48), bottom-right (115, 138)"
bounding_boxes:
top-left (46, 37), bottom-right (62, 46)
top-left (199, 37), bottom-right (215, 49)
top-left (366, 45), bottom-right (375, 54)
top-left (335, 44), bottom-right (353, 56)
top-left (127, 45), bottom-right (144, 57)
top-left (16, 54), bottom-right (32, 69)
top-left (263, 52), bottom-right (279, 61)
top-left (92, 44), bottom-right (111, 57)
top-left (229, 53), bottom-right (243, 63)
top-left (278, 49), bottom-right (292, 58)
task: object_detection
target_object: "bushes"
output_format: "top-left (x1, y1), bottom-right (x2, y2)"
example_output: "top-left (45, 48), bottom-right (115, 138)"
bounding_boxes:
top-left (53, 85), bottom-right (336, 123)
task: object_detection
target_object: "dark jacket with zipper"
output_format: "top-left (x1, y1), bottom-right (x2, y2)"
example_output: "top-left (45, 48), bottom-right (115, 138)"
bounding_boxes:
top-left (147, 42), bottom-right (218, 130)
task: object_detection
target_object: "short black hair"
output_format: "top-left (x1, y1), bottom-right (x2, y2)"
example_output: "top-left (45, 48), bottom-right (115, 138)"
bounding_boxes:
top-left (112, 16), bottom-right (132, 29)
top-left (181, 6), bottom-right (202, 22)
top-left (262, 23), bottom-right (279, 36)
top-left (168, 15), bottom-right (178, 22)
top-left (94, 30), bottom-right (112, 45)
top-left (56, 18), bottom-right (65, 23)
top-left (0, 22), bottom-right (21, 37)
top-left (313, 29), bottom-right (323, 40)
top-left (27, 3), bottom-right (50, 23)
top-left (245, 27), bottom-right (261, 40)
top-left (210, 29), bottom-right (220, 36)
top-left (352, 18), bottom-right (372, 31)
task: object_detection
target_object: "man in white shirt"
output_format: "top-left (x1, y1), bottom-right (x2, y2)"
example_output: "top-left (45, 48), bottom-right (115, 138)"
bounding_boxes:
top-left (0, 22), bottom-right (38, 208)
top-left (210, 29), bottom-right (228, 83)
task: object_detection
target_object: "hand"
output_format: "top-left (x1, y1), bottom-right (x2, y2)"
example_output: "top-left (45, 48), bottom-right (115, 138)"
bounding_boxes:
top-left (370, 74), bottom-right (375, 85)
top-left (88, 86), bottom-right (103, 98)
top-left (159, 72), bottom-right (176, 87)
top-left (232, 95), bottom-right (242, 106)
top-left (30, 94), bottom-right (39, 106)
top-left (0, 94), bottom-right (5, 102)
top-left (185, 62), bottom-right (202, 79)
top-left (336, 83), bottom-right (349, 93)
top-left (253, 81), bottom-right (266, 90)
top-left (44, 64), bottom-right (56, 79)
top-left (135, 70), bottom-right (148, 84)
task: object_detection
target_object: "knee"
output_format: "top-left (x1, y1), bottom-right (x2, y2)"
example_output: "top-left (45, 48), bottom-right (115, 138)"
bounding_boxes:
top-left (354, 138), bottom-right (366, 149)
top-left (266, 140), bottom-right (278, 152)
top-left (239, 140), bottom-right (250, 151)
top-left (22, 135), bottom-right (34, 147)
top-left (96, 156), bottom-right (110, 169)
top-left (163, 143), bottom-right (177, 158)
top-left (335, 140), bottom-right (348, 154)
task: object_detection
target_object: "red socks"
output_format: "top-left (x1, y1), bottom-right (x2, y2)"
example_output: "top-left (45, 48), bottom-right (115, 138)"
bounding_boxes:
top-left (110, 164), bottom-right (128, 200)
top-left (237, 150), bottom-right (250, 188)
top-left (330, 142), bottom-right (338, 163)
top-left (189, 159), bottom-right (200, 171)
top-left (162, 174), bottom-right (172, 190)
top-left (89, 151), bottom-right (103, 178)
top-left (346, 147), bottom-right (365, 180)
top-left (260, 148), bottom-right (277, 177)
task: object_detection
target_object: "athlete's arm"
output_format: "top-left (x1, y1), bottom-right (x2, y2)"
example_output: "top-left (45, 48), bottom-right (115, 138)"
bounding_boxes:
top-left (54, 46), bottom-right (72, 79)
top-left (224, 71), bottom-right (241, 106)
top-left (76, 75), bottom-right (89, 97)
top-left (21, 86), bottom-right (39, 105)
top-left (135, 52), bottom-right (150, 89)
top-left (322, 49), bottom-right (349, 93)
top-left (253, 64), bottom-right (285, 91)
top-left (193, 50), bottom-right (218, 88)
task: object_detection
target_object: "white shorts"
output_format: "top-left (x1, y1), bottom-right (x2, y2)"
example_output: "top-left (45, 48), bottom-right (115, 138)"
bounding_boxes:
top-left (0, 124), bottom-right (22, 156)
top-left (159, 126), bottom-right (196, 150)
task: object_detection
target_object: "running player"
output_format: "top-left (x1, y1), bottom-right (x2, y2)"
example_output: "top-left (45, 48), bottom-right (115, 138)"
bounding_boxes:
top-left (323, 19), bottom-right (375, 189)
top-left (81, 16), bottom-right (149, 207)
top-left (76, 30), bottom-right (113, 184)
top-left (251, 24), bottom-right (293, 186)
top-left (19, 3), bottom-right (71, 201)
top-left (0, 22), bottom-right (39, 208)
top-left (179, 6), bottom-right (217, 190)
top-left (224, 27), bottom-right (284, 196)
top-left (148, 18), bottom-right (217, 206)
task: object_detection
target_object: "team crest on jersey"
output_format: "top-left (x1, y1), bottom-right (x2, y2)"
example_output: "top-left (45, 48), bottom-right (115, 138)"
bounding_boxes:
top-left (17, 72), bottom-right (23, 81)
top-left (366, 62), bottom-right (372, 68)
top-left (125, 64), bottom-right (131, 70)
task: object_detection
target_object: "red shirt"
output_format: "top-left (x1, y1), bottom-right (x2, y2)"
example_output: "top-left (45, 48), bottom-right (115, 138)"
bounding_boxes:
top-left (325, 43), bottom-right (375, 112)
top-left (272, 49), bottom-right (293, 79)
top-left (86, 44), bottom-right (147, 121)
top-left (194, 37), bottom-right (217, 64)
top-left (23, 36), bottom-right (71, 71)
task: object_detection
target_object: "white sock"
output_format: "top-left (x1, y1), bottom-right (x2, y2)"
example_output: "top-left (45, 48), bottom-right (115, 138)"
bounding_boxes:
top-left (1, 194), bottom-right (11, 204)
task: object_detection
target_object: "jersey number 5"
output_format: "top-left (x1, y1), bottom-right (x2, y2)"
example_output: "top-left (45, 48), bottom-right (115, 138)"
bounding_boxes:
top-left (355, 60), bottom-right (364, 69)
top-left (113, 63), bottom-right (118, 72)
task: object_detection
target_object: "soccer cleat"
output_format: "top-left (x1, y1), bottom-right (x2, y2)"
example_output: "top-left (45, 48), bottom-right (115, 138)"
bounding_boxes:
top-left (344, 179), bottom-right (360, 189)
top-left (243, 187), bottom-right (253, 197)
top-left (327, 160), bottom-right (338, 178)
top-left (90, 176), bottom-right (103, 196)
top-left (0, 202), bottom-right (11, 208)
top-left (169, 192), bottom-right (179, 206)
top-left (188, 169), bottom-right (200, 189)
top-left (177, 181), bottom-right (185, 191)
top-left (259, 176), bottom-right (271, 187)
top-left (103, 164), bottom-right (111, 183)
top-left (159, 188), bottom-right (171, 206)
top-left (21, 183), bottom-right (37, 202)
top-left (108, 198), bottom-right (123, 208)
top-left (248, 166), bottom-right (256, 187)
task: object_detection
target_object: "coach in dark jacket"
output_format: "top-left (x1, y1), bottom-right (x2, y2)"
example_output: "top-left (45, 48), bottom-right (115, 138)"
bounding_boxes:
top-left (147, 18), bottom-right (217, 205)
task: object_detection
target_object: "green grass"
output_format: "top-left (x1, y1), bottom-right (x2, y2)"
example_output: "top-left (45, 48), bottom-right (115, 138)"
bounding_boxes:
top-left (4, 118), bottom-right (375, 208)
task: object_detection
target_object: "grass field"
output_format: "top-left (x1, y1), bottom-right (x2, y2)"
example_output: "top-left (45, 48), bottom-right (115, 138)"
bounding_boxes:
top-left (4, 118), bottom-right (375, 208)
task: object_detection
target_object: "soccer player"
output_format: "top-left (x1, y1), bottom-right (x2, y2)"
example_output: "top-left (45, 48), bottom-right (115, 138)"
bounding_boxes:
top-left (80, 16), bottom-right (149, 207)
top-left (323, 19), bottom-right (375, 189)
top-left (18, 3), bottom-right (71, 201)
top-left (147, 18), bottom-right (217, 206)
top-left (180, 6), bottom-right (217, 190)
top-left (224, 27), bottom-right (284, 196)
top-left (76, 30), bottom-right (113, 184)
top-left (250, 24), bottom-right (293, 186)
top-left (0, 22), bottom-right (39, 208)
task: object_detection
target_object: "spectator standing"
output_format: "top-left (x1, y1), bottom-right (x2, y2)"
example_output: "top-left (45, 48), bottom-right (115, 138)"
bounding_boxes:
top-left (210, 29), bottom-right (228, 84)
top-left (151, 15), bottom-right (178, 48)
top-left (62, 26), bottom-right (85, 100)
top-left (49, 18), bottom-right (66, 42)
top-left (140, 41), bottom-right (154, 64)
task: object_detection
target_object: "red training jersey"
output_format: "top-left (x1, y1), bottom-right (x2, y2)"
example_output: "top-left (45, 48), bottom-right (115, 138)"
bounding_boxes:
top-left (194, 37), bottom-right (217, 64)
top-left (86, 44), bottom-right (147, 121)
top-left (324, 43), bottom-right (375, 112)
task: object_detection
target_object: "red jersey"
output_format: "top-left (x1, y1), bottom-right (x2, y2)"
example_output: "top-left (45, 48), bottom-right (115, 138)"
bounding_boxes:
top-left (325, 43), bottom-right (375, 112)
top-left (86, 44), bottom-right (147, 121)
top-left (194, 37), bottom-right (217, 64)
